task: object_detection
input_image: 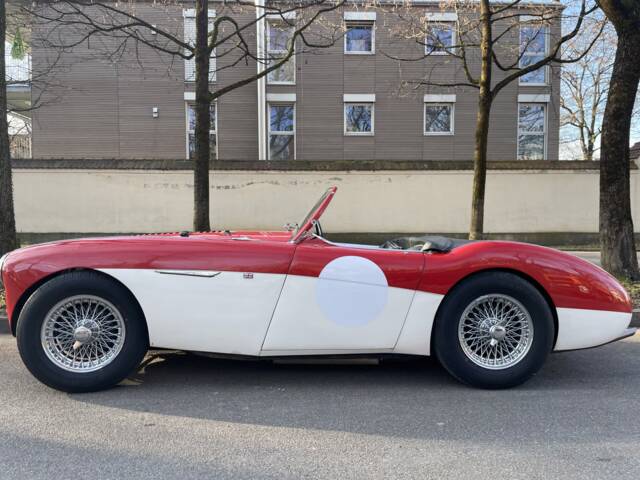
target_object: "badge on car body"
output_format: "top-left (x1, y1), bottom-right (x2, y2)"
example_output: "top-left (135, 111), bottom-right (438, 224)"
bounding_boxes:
top-left (243, 273), bottom-right (254, 279)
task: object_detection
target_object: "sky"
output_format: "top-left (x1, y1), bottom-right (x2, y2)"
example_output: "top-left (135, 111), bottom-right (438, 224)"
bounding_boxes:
top-left (557, 0), bottom-right (640, 159)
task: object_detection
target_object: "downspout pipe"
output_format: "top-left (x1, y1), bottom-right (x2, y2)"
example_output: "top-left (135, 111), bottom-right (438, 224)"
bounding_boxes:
top-left (255, 0), bottom-right (267, 160)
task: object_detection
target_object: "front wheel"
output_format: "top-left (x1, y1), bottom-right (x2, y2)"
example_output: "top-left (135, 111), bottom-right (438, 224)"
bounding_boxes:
top-left (17, 271), bottom-right (148, 393)
top-left (434, 271), bottom-right (554, 389)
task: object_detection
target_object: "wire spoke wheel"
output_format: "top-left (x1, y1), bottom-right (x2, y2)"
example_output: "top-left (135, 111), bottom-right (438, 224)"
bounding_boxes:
top-left (458, 294), bottom-right (534, 370)
top-left (40, 295), bottom-right (126, 373)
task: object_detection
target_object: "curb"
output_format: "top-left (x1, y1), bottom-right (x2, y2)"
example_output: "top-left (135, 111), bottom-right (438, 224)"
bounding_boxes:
top-left (0, 306), bottom-right (8, 335)
top-left (0, 317), bottom-right (9, 335)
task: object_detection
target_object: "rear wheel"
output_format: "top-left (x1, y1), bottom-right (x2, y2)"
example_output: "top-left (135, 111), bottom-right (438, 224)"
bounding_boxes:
top-left (17, 271), bottom-right (148, 392)
top-left (434, 271), bottom-right (554, 389)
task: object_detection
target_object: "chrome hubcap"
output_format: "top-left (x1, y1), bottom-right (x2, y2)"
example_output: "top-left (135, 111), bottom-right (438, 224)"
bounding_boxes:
top-left (41, 295), bottom-right (126, 373)
top-left (458, 294), bottom-right (534, 370)
top-left (73, 325), bottom-right (93, 343)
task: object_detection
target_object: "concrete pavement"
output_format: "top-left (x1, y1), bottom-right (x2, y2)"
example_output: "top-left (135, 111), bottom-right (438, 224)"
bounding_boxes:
top-left (1, 332), bottom-right (640, 479)
top-left (1, 249), bottom-right (639, 479)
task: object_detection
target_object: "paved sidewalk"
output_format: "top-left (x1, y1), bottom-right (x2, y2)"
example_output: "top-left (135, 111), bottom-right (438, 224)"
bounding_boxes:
top-left (570, 250), bottom-right (606, 266)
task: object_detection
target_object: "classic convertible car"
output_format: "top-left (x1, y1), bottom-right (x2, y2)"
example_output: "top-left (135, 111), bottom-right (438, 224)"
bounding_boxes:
top-left (0, 187), bottom-right (635, 392)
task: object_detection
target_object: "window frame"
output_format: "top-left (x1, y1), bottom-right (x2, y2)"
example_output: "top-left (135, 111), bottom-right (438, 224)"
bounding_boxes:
top-left (516, 102), bottom-right (547, 160)
top-left (267, 102), bottom-right (296, 160)
top-left (344, 20), bottom-right (376, 55)
top-left (185, 102), bottom-right (218, 160)
top-left (343, 102), bottom-right (375, 136)
top-left (423, 102), bottom-right (455, 136)
top-left (266, 20), bottom-right (296, 85)
top-left (518, 23), bottom-right (549, 86)
top-left (424, 21), bottom-right (457, 56)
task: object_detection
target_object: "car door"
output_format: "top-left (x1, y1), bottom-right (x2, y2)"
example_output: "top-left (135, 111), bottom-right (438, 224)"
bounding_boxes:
top-left (102, 237), bottom-right (295, 356)
top-left (261, 237), bottom-right (425, 353)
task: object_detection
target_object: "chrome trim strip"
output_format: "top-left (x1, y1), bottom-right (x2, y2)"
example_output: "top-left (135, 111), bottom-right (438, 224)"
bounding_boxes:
top-left (155, 270), bottom-right (221, 278)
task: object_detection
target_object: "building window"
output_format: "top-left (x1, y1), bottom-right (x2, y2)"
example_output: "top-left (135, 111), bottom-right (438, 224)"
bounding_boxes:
top-left (268, 103), bottom-right (295, 160)
top-left (184, 9), bottom-right (216, 82)
top-left (345, 21), bottom-right (375, 54)
top-left (267, 21), bottom-right (295, 84)
top-left (425, 22), bottom-right (456, 55)
top-left (519, 23), bottom-right (548, 85)
top-left (186, 103), bottom-right (217, 160)
top-left (424, 103), bottom-right (454, 135)
top-left (7, 112), bottom-right (32, 159)
top-left (517, 103), bottom-right (546, 160)
top-left (344, 103), bottom-right (374, 135)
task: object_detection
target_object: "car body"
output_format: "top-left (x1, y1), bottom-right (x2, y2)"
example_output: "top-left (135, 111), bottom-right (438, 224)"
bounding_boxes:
top-left (0, 187), bottom-right (635, 391)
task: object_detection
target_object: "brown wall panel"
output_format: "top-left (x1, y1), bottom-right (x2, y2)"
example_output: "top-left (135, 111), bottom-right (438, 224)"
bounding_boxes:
top-left (31, 3), bottom-right (561, 162)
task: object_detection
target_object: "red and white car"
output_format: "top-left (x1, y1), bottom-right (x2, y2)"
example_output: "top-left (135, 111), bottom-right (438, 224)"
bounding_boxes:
top-left (0, 187), bottom-right (635, 392)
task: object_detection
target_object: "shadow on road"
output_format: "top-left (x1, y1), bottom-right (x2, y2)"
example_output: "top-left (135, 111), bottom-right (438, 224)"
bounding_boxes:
top-left (71, 339), bottom-right (640, 441)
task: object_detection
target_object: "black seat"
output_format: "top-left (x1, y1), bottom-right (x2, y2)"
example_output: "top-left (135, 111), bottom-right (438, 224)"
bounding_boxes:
top-left (380, 235), bottom-right (472, 252)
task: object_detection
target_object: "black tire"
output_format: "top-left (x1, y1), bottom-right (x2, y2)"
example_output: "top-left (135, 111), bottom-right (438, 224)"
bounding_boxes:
top-left (434, 271), bottom-right (554, 389)
top-left (16, 271), bottom-right (148, 393)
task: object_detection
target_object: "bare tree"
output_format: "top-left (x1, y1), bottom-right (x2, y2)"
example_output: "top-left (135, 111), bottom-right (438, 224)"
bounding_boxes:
top-left (1, 0), bottom-right (19, 255)
top-left (386, 0), bottom-right (601, 239)
top-left (595, 0), bottom-right (640, 280)
top-left (560, 17), bottom-right (640, 160)
top-left (26, 0), bottom-right (345, 231)
top-left (1, 2), bottom-right (89, 254)
top-left (560, 17), bottom-right (612, 160)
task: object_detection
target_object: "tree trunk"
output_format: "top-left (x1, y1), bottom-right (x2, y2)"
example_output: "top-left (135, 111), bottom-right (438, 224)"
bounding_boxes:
top-left (470, 93), bottom-right (492, 240)
top-left (582, 140), bottom-right (595, 162)
top-left (583, 131), bottom-right (594, 161)
top-left (0, 1), bottom-right (18, 255)
top-left (469, 1), bottom-right (492, 241)
top-left (599, 28), bottom-right (640, 280)
top-left (584, 145), bottom-right (593, 162)
top-left (193, 0), bottom-right (211, 232)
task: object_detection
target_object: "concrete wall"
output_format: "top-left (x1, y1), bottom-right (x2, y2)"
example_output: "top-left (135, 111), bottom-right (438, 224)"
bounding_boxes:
top-left (12, 166), bottom-right (639, 236)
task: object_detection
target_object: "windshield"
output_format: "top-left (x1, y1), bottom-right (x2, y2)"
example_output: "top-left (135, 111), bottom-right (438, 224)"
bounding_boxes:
top-left (290, 187), bottom-right (337, 242)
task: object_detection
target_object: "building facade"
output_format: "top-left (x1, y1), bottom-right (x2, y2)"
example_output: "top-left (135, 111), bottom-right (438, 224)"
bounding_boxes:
top-left (30, 1), bottom-right (561, 161)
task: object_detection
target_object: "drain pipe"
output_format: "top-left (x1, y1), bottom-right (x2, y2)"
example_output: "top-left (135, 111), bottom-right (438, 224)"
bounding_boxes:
top-left (255, 0), bottom-right (267, 160)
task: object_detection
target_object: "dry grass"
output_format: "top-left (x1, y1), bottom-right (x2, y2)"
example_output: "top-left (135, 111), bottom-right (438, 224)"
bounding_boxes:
top-left (0, 289), bottom-right (5, 311)
top-left (620, 280), bottom-right (640, 311)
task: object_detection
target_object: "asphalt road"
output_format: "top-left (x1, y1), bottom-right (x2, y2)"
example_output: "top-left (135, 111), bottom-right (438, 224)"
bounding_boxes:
top-left (1, 332), bottom-right (639, 479)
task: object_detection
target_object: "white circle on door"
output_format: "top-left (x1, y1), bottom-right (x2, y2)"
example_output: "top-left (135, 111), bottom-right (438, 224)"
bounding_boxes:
top-left (316, 256), bottom-right (388, 326)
